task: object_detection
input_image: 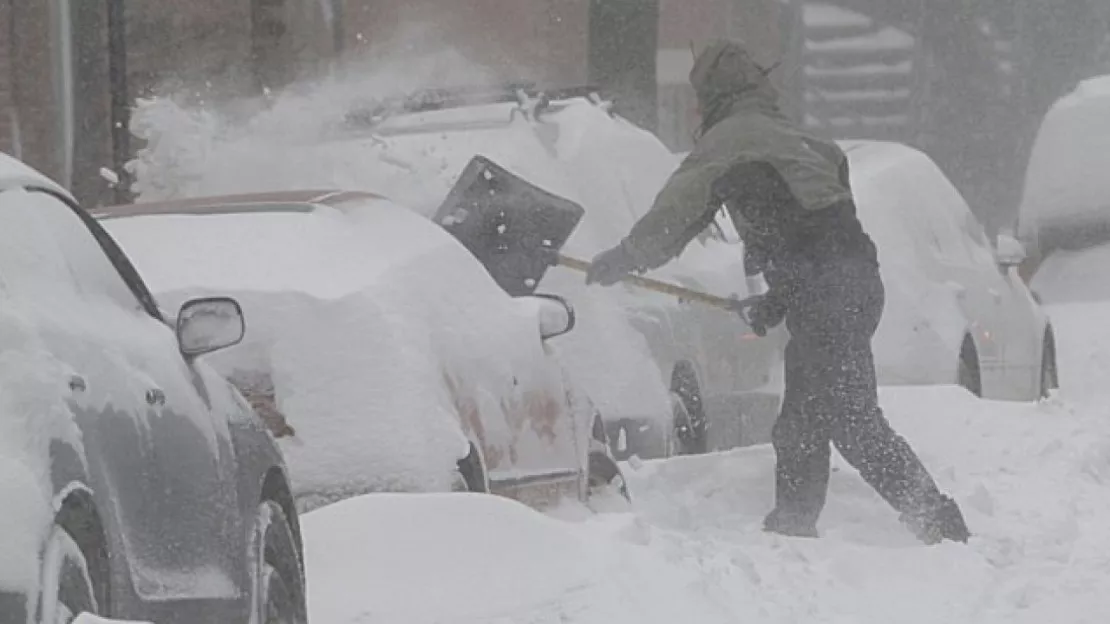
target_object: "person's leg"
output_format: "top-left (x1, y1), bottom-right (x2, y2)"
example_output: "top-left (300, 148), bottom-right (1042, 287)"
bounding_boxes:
top-left (764, 328), bottom-right (833, 537)
top-left (795, 260), bottom-right (970, 543)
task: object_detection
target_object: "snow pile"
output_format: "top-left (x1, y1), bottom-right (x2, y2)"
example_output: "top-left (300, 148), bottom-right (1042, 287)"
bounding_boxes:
top-left (303, 493), bottom-right (758, 624)
top-left (303, 381), bottom-right (1110, 624)
top-left (620, 386), bottom-right (1110, 624)
top-left (1018, 74), bottom-right (1110, 238)
top-left (103, 199), bottom-right (568, 507)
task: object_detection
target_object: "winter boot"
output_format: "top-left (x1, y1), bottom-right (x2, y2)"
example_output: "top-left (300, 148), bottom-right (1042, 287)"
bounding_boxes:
top-left (900, 494), bottom-right (971, 545)
top-left (763, 508), bottom-right (820, 538)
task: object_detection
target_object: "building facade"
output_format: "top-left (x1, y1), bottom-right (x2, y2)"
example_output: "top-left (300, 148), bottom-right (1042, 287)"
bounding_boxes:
top-left (1, 0), bottom-right (792, 206)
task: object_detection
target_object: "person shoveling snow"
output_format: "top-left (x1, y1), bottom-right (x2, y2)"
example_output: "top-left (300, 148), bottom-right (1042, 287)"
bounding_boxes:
top-left (584, 38), bottom-right (970, 545)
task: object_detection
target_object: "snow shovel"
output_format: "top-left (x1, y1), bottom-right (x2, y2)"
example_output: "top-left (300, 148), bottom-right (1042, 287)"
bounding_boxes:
top-left (432, 155), bottom-right (760, 318)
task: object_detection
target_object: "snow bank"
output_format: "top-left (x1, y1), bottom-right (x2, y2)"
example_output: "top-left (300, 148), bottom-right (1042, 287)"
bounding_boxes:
top-left (1019, 74), bottom-right (1110, 239)
top-left (103, 199), bottom-right (567, 506)
top-left (618, 384), bottom-right (1110, 624)
top-left (303, 493), bottom-right (759, 624)
top-left (302, 378), bottom-right (1110, 624)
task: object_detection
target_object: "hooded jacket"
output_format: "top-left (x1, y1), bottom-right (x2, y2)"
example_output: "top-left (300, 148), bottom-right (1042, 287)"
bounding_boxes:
top-left (619, 39), bottom-right (876, 283)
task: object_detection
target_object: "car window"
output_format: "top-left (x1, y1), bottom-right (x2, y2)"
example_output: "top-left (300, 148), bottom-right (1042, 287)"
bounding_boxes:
top-left (0, 189), bottom-right (82, 299)
top-left (912, 162), bottom-right (977, 266)
top-left (0, 187), bottom-right (161, 318)
top-left (959, 211), bottom-right (1000, 268)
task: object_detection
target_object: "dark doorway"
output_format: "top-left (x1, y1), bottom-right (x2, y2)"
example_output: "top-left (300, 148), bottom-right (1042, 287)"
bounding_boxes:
top-left (251, 0), bottom-right (291, 92)
top-left (588, 0), bottom-right (660, 132)
top-left (69, 0), bottom-right (112, 206)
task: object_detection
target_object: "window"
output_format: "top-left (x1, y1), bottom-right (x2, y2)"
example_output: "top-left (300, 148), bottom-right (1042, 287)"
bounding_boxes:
top-left (0, 187), bottom-right (161, 318)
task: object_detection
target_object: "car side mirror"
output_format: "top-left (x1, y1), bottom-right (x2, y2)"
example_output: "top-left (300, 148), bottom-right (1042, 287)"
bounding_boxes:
top-left (995, 234), bottom-right (1027, 268)
top-left (527, 293), bottom-right (576, 340)
top-left (176, 297), bottom-right (246, 357)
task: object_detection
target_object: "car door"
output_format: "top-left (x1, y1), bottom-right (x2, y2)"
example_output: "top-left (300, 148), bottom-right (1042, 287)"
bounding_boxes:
top-left (911, 164), bottom-right (1008, 383)
top-left (7, 188), bottom-right (243, 601)
top-left (0, 185), bottom-right (165, 591)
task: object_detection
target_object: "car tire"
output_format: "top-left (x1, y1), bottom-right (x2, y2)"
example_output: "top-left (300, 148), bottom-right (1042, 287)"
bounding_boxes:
top-left (669, 394), bottom-right (703, 456)
top-left (453, 443), bottom-right (489, 493)
top-left (38, 524), bottom-right (100, 624)
top-left (251, 500), bottom-right (307, 624)
top-left (587, 451), bottom-right (631, 503)
top-left (671, 367), bottom-right (707, 455)
top-left (1040, 331), bottom-right (1059, 399)
top-left (958, 337), bottom-right (983, 398)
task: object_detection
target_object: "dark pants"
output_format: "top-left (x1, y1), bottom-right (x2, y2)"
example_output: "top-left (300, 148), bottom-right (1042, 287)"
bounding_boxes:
top-left (770, 258), bottom-right (944, 527)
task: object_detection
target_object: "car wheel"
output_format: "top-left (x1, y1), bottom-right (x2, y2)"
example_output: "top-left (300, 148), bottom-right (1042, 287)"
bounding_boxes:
top-left (453, 443), bottom-right (489, 493)
top-left (38, 525), bottom-right (99, 624)
top-left (587, 451), bottom-right (631, 503)
top-left (1040, 332), bottom-right (1059, 399)
top-left (958, 337), bottom-right (983, 398)
top-left (670, 394), bottom-right (702, 456)
top-left (671, 366), bottom-right (707, 455)
top-left (251, 501), bottom-right (306, 624)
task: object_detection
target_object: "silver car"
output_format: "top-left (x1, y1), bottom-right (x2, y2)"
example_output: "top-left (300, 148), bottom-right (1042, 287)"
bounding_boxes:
top-left (0, 153), bottom-right (305, 624)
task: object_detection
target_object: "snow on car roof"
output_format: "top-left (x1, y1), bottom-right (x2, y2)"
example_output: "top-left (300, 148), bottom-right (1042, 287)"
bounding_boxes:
top-left (92, 189), bottom-right (384, 220)
top-left (100, 193), bottom-right (452, 300)
top-left (1018, 73), bottom-right (1110, 237)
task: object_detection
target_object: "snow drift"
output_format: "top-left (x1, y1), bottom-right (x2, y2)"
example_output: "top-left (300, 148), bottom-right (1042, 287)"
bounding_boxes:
top-left (302, 381), bottom-right (1110, 624)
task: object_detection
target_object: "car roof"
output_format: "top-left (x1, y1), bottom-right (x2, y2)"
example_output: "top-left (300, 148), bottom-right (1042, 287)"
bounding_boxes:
top-left (0, 151), bottom-right (75, 201)
top-left (92, 189), bottom-right (386, 220)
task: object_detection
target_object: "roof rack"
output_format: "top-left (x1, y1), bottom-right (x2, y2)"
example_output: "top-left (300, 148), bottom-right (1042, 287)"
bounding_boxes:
top-left (344, 83), bottom-right (612, 127)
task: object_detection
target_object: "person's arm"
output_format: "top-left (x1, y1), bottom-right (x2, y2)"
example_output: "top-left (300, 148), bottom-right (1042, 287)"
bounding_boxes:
top-left (620, 151), bottom-right (731, 271)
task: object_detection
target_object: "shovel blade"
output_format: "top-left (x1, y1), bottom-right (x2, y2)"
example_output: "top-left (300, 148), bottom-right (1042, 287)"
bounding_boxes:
top-left (433, 155), bottom-right (586, 297)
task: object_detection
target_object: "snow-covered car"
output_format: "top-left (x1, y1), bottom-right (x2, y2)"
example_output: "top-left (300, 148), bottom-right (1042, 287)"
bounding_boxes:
top-left (130, 87), bottom-right (787, 457)
top-left (0, 153), bottom-right (305, 623)
top-left (835, 140), bottom-right (1056, 400)
top-left (95, 190), bottom-right (627, 513)
top-left (1016, 75), bottom-right (1110, 280)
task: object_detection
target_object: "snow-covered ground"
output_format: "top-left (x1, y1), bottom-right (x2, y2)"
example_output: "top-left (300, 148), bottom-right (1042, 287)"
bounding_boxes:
top-left (301, 296), bottom-right (1110, 624)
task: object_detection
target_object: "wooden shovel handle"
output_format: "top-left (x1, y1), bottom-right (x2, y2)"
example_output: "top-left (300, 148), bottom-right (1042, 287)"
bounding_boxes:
top-left (556, 254), bottom-right (753, 312)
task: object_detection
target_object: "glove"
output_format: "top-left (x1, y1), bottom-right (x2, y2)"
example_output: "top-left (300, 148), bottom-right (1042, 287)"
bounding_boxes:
top-left (585, 243), bottom-right (640, 286)
top-left (734, 294), bottom-right (787, 337)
